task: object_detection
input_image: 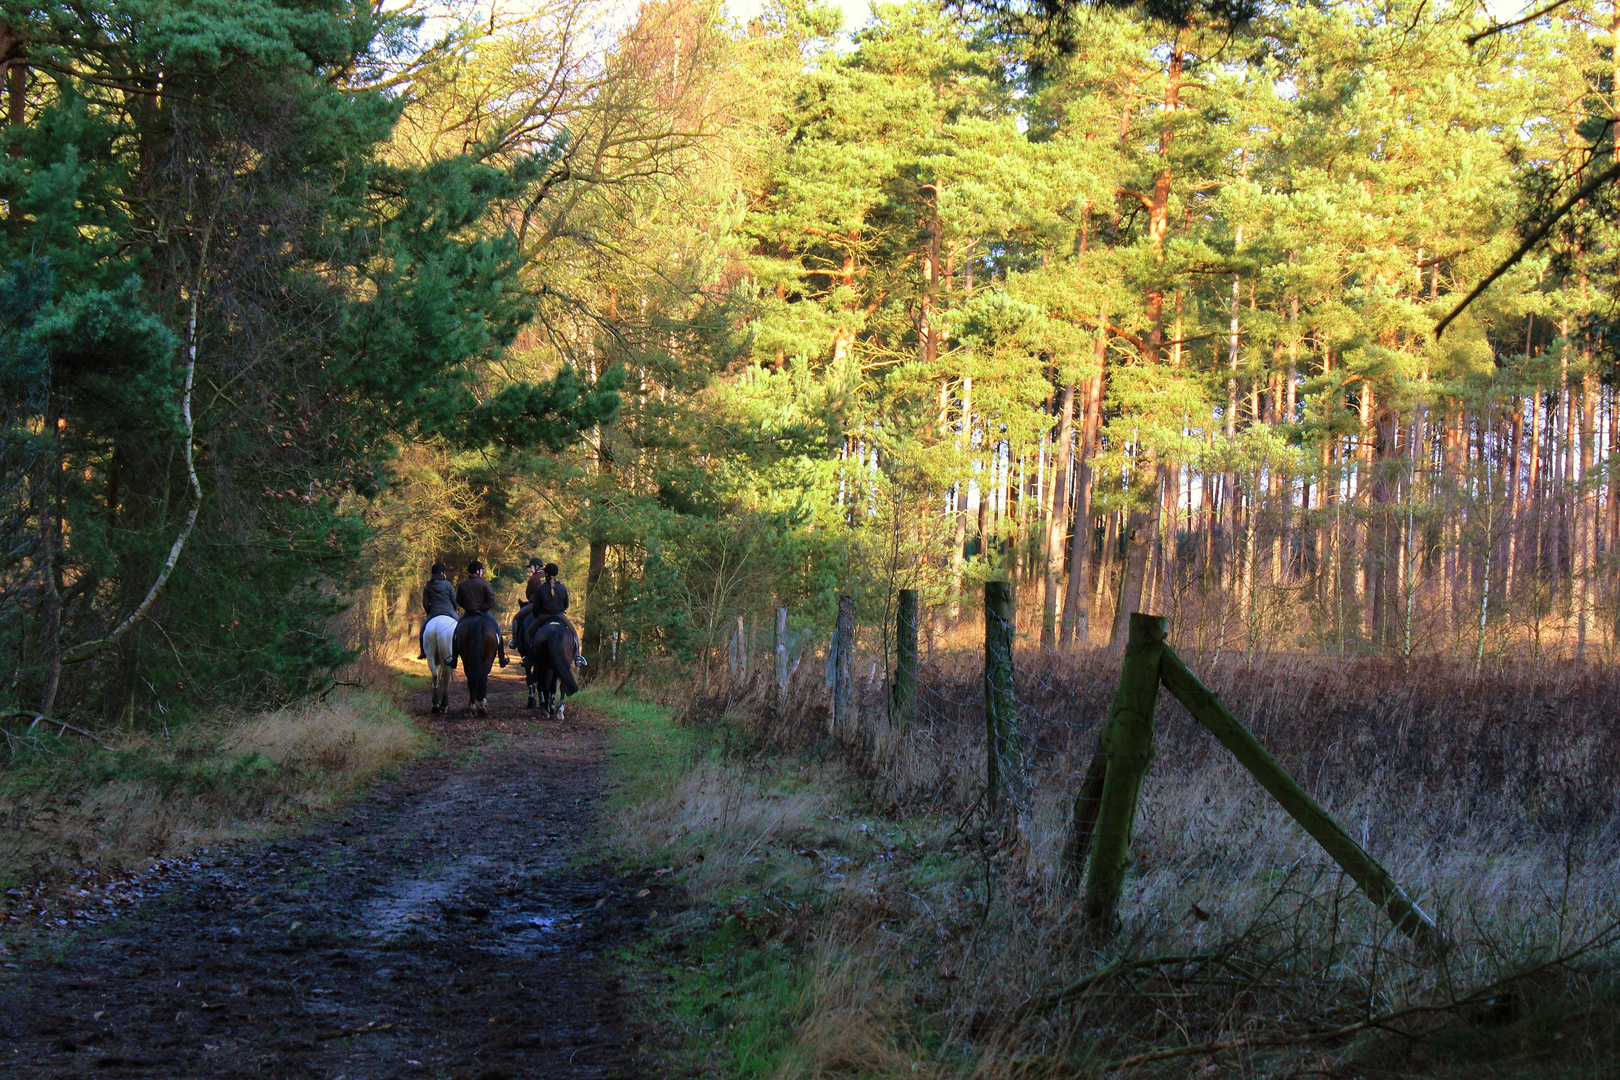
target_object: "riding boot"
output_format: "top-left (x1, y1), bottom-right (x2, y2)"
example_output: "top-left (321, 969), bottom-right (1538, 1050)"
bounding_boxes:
top-left (492, 613), bottom-right (510, 668)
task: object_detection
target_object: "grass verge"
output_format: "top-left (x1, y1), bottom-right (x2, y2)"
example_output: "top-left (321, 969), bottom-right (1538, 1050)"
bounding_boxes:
top-left (587, 685), bottom-right (980, 1078)
top-left (592, 668), bottom-right (1620, 1080)
top-left (0, 687), bottom-right (427, 927)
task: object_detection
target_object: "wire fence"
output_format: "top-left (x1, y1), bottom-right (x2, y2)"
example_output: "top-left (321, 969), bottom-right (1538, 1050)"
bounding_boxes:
top-left (692, 595), bottom-right (1620, 881)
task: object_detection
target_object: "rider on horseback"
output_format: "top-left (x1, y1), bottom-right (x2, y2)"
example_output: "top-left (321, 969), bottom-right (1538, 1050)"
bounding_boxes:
top-left (453, 559), bottom-right (509, 669)
top-left (515, 562), bottom-right (585, 666)
top-left (418, 561), bottom-right (456, 660)
top-left (510, 556), bottom-right (546, 655)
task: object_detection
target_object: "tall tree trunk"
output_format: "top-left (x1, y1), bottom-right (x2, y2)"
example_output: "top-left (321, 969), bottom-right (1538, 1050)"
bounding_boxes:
top-left (950, 376), bottom-right (973, 622)
top-left (1043, 381), bottom-right (1076, 649)
top-left (1061, 360), bottom-right (1104, 650)
top-left (1112, 31), bottom-right (1183, 648)
top-left (582, 538), bottom-right (608, 669)
top-left (1578, 367), bottom-right (1597, 656)
top-left (1112, 462), bottom-right (1166, 647)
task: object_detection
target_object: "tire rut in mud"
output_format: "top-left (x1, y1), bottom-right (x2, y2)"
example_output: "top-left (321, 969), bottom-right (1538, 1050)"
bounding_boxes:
top-left (0, 670), bottom-right (658, 1079)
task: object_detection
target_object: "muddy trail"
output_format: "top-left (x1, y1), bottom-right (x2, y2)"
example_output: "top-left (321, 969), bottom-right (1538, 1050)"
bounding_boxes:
top-left (0, 667), bottom-right (664, 1080)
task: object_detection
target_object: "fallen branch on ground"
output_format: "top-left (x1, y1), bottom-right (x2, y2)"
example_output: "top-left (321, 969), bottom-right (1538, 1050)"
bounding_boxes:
top-left (5, 711), bottom-right (113, 750)
top-left (1099, 919), bottom-right (1620, 1071)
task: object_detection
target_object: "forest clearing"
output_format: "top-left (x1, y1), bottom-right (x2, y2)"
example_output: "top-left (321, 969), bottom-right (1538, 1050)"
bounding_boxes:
top-left (5, 0), bottom-right (1620, 1075)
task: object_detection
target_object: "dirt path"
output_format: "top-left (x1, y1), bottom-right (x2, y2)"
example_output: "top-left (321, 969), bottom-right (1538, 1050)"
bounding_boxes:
top-left (0, 667), bottom-right (660, 1080)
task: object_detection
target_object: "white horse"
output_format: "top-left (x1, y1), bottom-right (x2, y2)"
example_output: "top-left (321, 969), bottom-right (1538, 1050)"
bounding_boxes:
top-left (423, 614), bottom-right (458, 714)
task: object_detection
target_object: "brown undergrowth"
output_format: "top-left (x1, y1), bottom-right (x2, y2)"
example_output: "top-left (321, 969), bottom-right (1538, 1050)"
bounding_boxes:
top-left (0, 687), bottom-right (424, 933)
top-left (647, 647), bottom-right (1620, 1078)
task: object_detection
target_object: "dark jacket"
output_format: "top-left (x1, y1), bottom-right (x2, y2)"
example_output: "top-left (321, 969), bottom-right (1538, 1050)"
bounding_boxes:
top-left (526, 573), bottom-right (547, 605)
top-left (422, 576), bottom-right (457, 620)
top-left (456, 574), bottom-right (497, 614)
top-left (534, 578), bottom-right (569, 617)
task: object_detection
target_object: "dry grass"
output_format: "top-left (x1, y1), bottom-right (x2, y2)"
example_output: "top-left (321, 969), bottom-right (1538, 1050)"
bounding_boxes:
top-left (0, 688), bottom-right (424, 894)
top-left (651, 647), bottom-right (1620, 1078)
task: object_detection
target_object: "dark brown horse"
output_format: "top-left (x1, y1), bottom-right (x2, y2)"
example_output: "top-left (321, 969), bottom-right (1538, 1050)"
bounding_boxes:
top-left (520, 619), bottom-right (579, 719)
top-left (452, 613), bottom-right (502, 717)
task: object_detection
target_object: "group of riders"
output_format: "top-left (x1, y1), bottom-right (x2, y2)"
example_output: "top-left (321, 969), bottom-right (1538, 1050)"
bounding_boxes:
top-left (418, 556), bottom-right (583, 670)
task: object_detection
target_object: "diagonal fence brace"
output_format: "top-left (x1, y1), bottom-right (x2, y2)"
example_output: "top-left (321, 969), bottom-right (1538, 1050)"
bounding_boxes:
top-left (1156, 644), bottom-right (1448, 955)
top-left (1077, 614), bottom-right (1449, 956)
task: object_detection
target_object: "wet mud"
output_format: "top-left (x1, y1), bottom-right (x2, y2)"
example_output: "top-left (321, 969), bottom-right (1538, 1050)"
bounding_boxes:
top-left (0, 668), bottom-right (660, 1079)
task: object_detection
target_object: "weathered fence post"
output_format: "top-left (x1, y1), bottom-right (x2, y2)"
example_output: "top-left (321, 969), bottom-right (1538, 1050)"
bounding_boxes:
top-left (774, 606), bottom-right (789, 699)
top-left (1059, 752), bottom-right (1108, 891)
top-left (832, 594), bottom-right (855, 736)
top-left (1156, 644), bottom-right (1447, 952)
top-left (892, 589), bottom-right (918, 730)
top-left (1083, 612), bottom-right (1166, 930)
top-left (984, 581), bottom-right (1016, 816)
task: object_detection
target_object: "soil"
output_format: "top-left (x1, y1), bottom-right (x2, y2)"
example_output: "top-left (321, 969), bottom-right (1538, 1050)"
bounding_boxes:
top-left (0, 667), bottom-right (664, 1080)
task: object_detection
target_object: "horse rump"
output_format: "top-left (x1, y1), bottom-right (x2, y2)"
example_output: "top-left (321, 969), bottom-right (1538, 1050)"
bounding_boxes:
top-left (522, 620), bottom-right (579, 714)
top-left (454, 613), bottom-right (499, 715)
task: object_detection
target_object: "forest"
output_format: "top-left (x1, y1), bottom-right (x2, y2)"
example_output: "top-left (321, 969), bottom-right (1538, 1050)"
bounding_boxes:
top-left (5, 0), bottom-right (1620, 1076)
top-left (6, 0), bottom-right (1620, 717)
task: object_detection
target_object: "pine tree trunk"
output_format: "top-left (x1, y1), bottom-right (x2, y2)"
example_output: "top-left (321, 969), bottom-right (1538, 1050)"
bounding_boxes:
top-left (1044, 381), bottom-right (1076, 649)
top-left (1061, 364), bottom-right (1104, 650)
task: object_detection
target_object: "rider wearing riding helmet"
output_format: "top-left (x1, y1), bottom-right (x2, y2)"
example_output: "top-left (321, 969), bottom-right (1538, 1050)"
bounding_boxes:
top-left (531, 562), bottom-right (586, 667)
top-left (418, 561), bottom-right (457, 659)
top-left (454, 559), bottom-right (509, 668)
top-left (510, 556), bottom-right (547, 655)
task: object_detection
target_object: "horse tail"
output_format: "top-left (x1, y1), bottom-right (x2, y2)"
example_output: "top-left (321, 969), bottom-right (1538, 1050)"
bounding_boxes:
top-left (547, 624), bottom-right (579, 696)
top-left (458, 618), bottom-right (489, 702)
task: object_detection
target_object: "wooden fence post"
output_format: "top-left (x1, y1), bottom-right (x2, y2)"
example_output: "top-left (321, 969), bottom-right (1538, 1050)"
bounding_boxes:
top-left (774, 607), bottom-right (789, 699)
top-left (1083, 612), bottom-right (1166, 930)
top-left (1059, 752), bottom-right (1108, 891)
top-left (832, 594), bottom-right (855, 735)
top-left (1157, 644), bottom-right (1447, 952)
top-left (984, 581), bottom-right (1016, 816)
top-left (892, 589), bottom-right (918, 730)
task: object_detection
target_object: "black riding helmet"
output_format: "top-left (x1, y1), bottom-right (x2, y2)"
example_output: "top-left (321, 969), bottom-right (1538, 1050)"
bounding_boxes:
top-left (543, 563), bottom-right (559, 577)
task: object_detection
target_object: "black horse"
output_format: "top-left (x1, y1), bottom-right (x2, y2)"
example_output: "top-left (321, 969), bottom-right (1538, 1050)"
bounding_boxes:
top-left (519, 619), bottom-right (579, 719)
top-left (452, 612), bottom-right (502, 717)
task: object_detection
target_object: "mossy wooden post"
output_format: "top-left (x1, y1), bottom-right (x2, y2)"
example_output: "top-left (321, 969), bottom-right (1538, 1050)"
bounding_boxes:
top-left (983, 581), bottom-right (1016, 815)
top-left (832, 594), bottom-right (856, 737)
top-left (1083, 613), bottom-right (1166, 930)
top-left (1059, 751), bottom-right (1108, 891)
top-left (892, 588), bottom-right (918, 730)
top-left (1157, 644), bottom-right (1448, 953)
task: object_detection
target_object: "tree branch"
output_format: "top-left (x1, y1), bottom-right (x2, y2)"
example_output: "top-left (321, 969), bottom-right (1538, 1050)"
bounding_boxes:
top-left (1465, 0), bottom-right (1579, 45)
top-left (63, 199), bottom-right (218, 667)
top-left (1436, 159), bottom-right (1620, 337)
